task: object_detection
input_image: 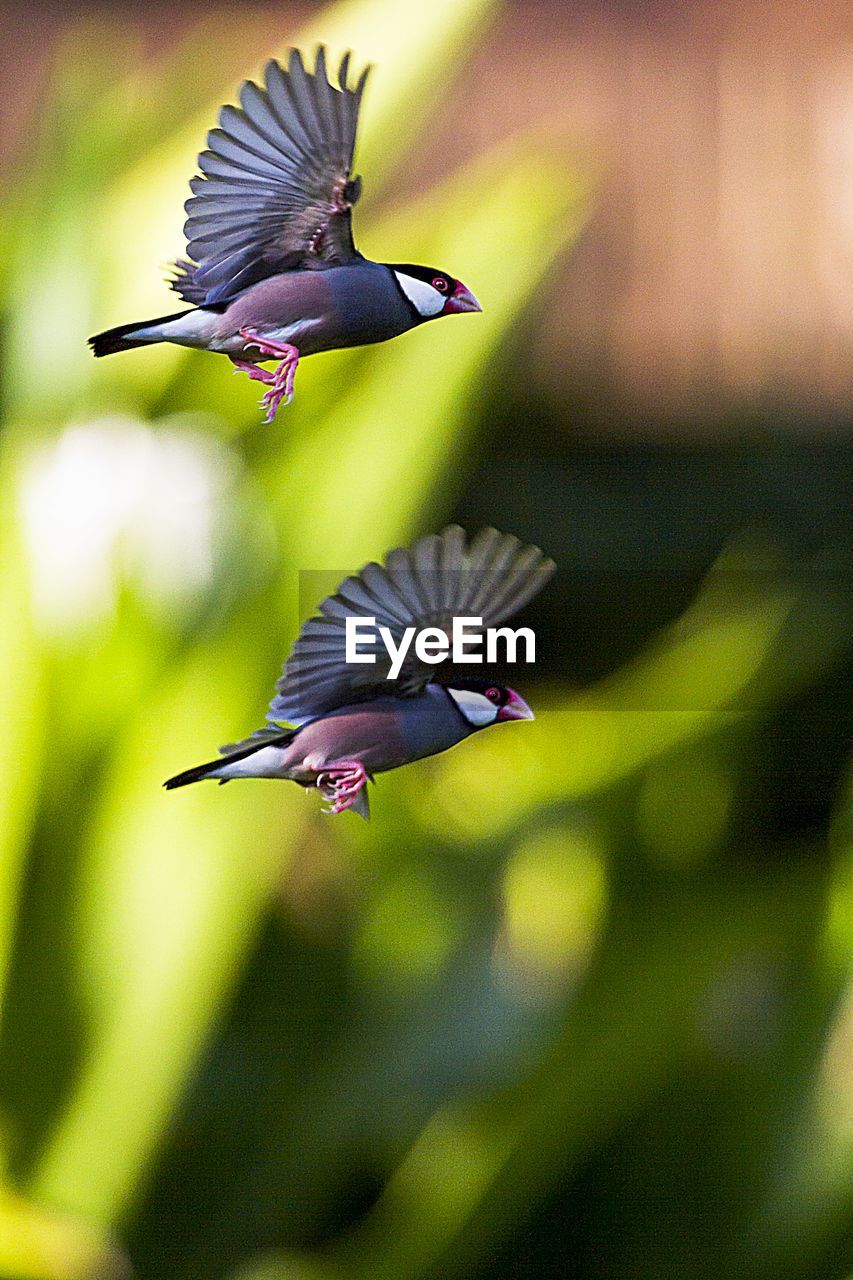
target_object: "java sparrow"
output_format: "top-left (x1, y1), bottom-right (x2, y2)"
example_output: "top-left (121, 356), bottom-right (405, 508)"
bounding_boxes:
top-left (88, 47), bottom-right (481, 422)
top-left (164, 527), bottom-right (555, 818)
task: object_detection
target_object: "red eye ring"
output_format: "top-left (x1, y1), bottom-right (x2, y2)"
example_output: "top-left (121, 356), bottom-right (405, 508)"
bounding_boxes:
top-left (485, 686), bottom-right (501, 702)
top-left (432, 277), bottom-right (448, 291)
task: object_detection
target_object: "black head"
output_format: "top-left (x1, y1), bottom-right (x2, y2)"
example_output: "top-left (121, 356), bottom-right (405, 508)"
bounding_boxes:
top-left (387, 263), bottom-right (482, 321)
top-left (443, 678), bottom-right (533, 729)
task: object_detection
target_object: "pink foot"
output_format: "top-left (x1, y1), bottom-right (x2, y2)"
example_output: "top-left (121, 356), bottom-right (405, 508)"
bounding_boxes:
top-left (315, 760), bottom-right (368, 815)
top-left (238, 328), bottom-right (300, 423)
top-left (229, 356), bottom-right (275, 385)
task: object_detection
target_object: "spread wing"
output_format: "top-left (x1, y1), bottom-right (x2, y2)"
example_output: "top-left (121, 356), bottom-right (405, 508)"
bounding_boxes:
top-left (171, 47), bottom-right (371, 307)
top-left (268, 526), bottom-right (556, 726)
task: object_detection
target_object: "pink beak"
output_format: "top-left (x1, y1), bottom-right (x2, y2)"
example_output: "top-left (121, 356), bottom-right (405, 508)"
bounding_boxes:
top-left (497, 689), bottom-right (534, 722)
top-left (443, 280), bottom-right (482, 315)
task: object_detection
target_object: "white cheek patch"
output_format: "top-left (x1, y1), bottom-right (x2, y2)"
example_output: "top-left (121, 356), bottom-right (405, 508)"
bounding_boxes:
top-left (448, 688), bottom-right (498, 727)
top-left (394, 272), bottom-right (445, 317)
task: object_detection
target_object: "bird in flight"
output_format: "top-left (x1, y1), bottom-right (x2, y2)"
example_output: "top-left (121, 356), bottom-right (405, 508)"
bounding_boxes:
top-left (89, 47), bottom-right (481, 422)
top-left (164, 526), bottom-right (554, 817)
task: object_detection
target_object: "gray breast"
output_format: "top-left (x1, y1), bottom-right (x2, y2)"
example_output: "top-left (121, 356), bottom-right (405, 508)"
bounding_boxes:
top-left (396, 686), bottom-right (472, 764)
top-left (324, 262), bottom-right (416, 347)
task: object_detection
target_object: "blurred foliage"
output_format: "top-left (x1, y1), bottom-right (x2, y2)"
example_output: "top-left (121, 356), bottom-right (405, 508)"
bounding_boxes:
top-left (0, 1), bottom-right (850, 1278)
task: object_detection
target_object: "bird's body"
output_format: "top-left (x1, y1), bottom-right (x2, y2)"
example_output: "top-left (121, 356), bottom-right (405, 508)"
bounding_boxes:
top-left (165, 527), bottom-right (555, 817)
top-left (89, 49), bottom-right (480, 420)
top-left (220, 262), bottom-right (417, 355)
top-left (127, 262), bottom-right (420, 358)
top-left (204, 687), bottom-right (470, 784)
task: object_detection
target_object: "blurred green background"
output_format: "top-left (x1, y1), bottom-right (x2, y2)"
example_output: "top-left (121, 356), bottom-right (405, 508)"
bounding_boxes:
top-left (0, 0), bottom-right (850, 1276)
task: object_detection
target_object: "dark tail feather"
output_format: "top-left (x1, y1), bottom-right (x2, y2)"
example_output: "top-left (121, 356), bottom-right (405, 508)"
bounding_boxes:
top-left (163, 757), bottom-right (222, 790)
top-left (88, 308), bottom-right (192, 357)
top-left (164, 727), bottom-right (297, 791)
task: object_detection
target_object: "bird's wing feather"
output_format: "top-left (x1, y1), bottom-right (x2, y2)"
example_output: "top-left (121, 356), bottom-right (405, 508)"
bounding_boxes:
top-left (267, 526), bottom-right (556, 725)
top-left (170, 47), bottom-right (370, 306)
top-left (218, 725), bottom-right (297, 755)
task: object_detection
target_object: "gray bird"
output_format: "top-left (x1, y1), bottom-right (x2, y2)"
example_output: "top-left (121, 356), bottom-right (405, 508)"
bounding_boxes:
top-left (164, 526), bottom-right (555, 817)
top-left (89, 47), bottom-right (481, 422)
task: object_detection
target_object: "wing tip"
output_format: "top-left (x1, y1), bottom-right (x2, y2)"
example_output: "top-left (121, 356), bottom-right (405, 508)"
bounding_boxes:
top-left (354, 62), bottom-right (372, 101)
top-left (260, 45), bottom-right (371, 97)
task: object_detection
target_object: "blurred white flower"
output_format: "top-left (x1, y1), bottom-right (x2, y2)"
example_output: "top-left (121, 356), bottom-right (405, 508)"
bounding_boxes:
top-left (20, 415), bottom-right (239, 631)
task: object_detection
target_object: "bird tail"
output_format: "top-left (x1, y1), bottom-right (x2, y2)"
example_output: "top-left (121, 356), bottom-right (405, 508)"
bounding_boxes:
top-left (163, 727), bottom-right (297, 790)
top-left (351, 786), bottom-right (371, 820)
top-left (163, 757), bottom-right (225, 790)
top-left (88, 308), bottom-right (194, 357)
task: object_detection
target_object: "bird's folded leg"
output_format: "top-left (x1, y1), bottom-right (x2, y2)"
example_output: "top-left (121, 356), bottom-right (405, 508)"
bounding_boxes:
top-left (237, 327), bottom-right (300, 422)
top-left (229, 356), bottom-right (275, 384)
top-left (260, 356), bottom-right (299, 423)
top-left (316, 761), bottom-right (368, 815)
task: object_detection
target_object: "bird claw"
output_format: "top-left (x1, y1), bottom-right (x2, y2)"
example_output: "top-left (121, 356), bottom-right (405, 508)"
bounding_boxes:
top-left (260, 363), bottom-right (297, 422)
top-left (316, 761), bottom-right (368, 815)
top-left (230, 357), bottom-right (275, 385)
top-left (235, 329), bottom-right (300, 422)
